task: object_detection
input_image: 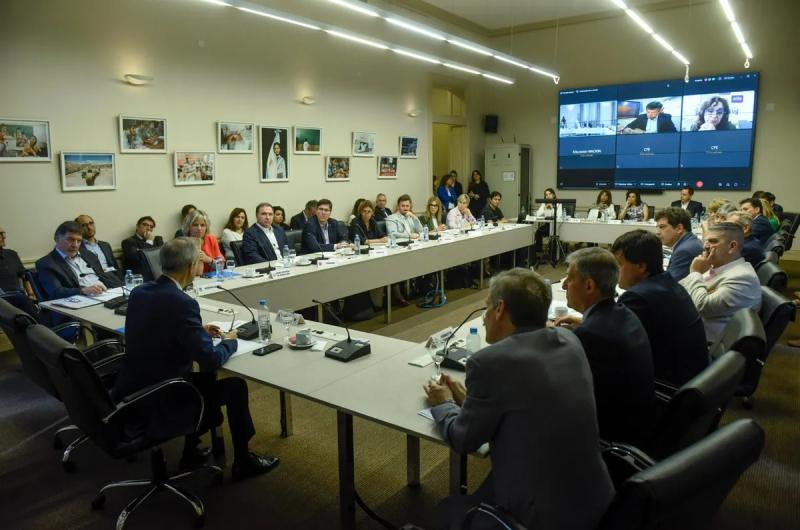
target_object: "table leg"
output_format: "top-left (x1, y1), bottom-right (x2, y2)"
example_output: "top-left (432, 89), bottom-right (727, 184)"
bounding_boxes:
top-left (279, 391), bottom-right (293, 438)
top-left (479, 260), bottom-right (485, 289)
top-left (440, 270), bottom-right (445, 297)
top-left (512, 249), bottom-right (517, 268)
top-left (406, 435), bottom-right (420, 488)
top-left (337, 411), bottom-right (356, 529)
top-left (384, 285), bottom-right (392, 324)
top-left (317, 303), bottom-right (324, 322)
top-left (449, 450), bottom-right (468, 496)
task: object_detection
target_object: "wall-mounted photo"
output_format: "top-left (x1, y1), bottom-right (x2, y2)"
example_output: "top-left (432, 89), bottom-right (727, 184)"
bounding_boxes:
top-left (352, 131), bottom-right (376, 157)
top-left (399, 135), bottom-right (418, 158)
top-left (119, 116), bottom-right (167, 153)
top-left (218, 121), bottom-right (254, 153)
top-left (174, 151), bottom-right (215, 186)
top-left (60, 152), bottom-right (115, 191)
top-left (0, 118), bottom-right (51, 161)
top-left (260, 126), bottom-right (289, 181)
top-left (325, 156), bottom-right (350, 181)
top-left (378, 156), bottom-right (397, 179)
top-left (294, 126), bottom-right (321, 154)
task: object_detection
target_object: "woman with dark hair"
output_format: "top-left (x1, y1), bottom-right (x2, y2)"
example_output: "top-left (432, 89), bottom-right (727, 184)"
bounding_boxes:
top-left (534, 188), bottom-right (562, 254)
top-left (221, 207), bottom-right (248, 259)
top-left (437, 174), bottom-right (457, 212)
top-left (348, 198), bottom-right (366, 224)
top-left (592, 189), bottom-right (615, 219)
top-left (618, 190), bottom-right (649, 221)
top-left (691, 96), bottom-right (736, 131)
top-left (272, 206), bottom-right (290, 230)
top-left (450, 169), bottom-right (463, 197)
top-left (467, 169), bottom-right (490, 218)
top-left (348, 200), bottom-right (388, 244)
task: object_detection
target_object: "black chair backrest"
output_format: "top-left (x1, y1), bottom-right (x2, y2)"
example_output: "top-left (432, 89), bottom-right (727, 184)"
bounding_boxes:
top-left (229, 240), bottom-right (245, 266)
top-left (646, 350), bottom-right (746, 460)
top-left (599, 419), bottom-right (764, 530)
top-left (0, 297), bottom-right (60, 399)
top-left (763, 237), bottom-right (785, 257)
top-left (759, 286), bottom-right (796, 358)
top-left (25, 269), bottom-right (48, 302)
top-left (285, 229), bottom-right (303, 255)
top-left (763, 232), bottom-right (783, 249)
top-left (139, 246), bottom-right (163, 282)
top-left (564, 203), bottom-right (576, 217)
top-left (763, 250), bottom-right (779, 265)
top-left (708, 308), bottom-right (767, 363)
top-left (756, 261), bottom-right (787, 290)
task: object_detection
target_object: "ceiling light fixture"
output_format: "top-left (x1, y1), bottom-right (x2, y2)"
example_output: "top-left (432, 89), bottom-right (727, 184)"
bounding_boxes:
top-left (123, 74), bottom-right (154, 86)
top-left (326, 29), bottom-right (389, 50)
top-left (608, 1), bottom-right (689, 66)
top-left (482, 73), bottom-right (514, 85)
top-left (235, 6), bottom-right (321, 30)
top-left (202, 0), bottom-right (232, 6)
top-left (444, 63), bottom-right (480, 75)
top-left (392, 48), bottom-right (441, 64)
top-left (494, 55), bottom-right (529, 69)
top-left (302, 96), bottom-right (316, 105)
top-left (386, 17), bottom-right (446, 41)
top-left (447, 39), bottom-right (494, 56)
top-left (719, 0), bottom-right (753, 66)
top-left (327, 0), bottom-right (380, 18)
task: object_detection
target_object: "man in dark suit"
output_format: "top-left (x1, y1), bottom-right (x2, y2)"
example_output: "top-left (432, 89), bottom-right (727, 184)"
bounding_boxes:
top-left (114, 237), bottom-right (279, 480)
top-left (0, 225), bottom-right (34, 297)
top-left (76, 214), bottom-right (119, 276)
top-left (727, 211), bottom-right (765, 265)
top-left (289, 200), bottom-right (317, 231)
top-left (373, 193), bottom-right (392, 221)
top-left (242, 202), bottom-right (289, 264)
top-left (557, 247), bottom-right (655, 445)
top-left (612, 230), bottom-right (709, 386)
top-left (621, 101), bottom-right (678, 134)
top-left (740, 197), bottom-right (773, 243)
top-left (424, 269), bottom-right (613, 529)
top-left (301, 198), bottom-right (350, 253)
top-left (670, 187), bottom-right (704, 219)
top-left (36, 221), bottom-right (121, 300)
top-left (655, 207), bottom-right (704, 281)
top-left (121, 215), bottom-right (164, 275)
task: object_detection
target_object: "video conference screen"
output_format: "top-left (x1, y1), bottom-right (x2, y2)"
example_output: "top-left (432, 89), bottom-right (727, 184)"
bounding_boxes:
top-left (557, 72), bottom-right (758, 191)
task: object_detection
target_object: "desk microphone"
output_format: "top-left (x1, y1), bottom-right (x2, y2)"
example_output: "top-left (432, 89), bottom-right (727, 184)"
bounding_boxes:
top-left (441, 306), bottom-right (486, 371)
top-left (312, 298), bottom-right (371, 362)
top-left (385, 217), bottom-right (413, 246)
top-left (212, 284), bottom-right (259, 340)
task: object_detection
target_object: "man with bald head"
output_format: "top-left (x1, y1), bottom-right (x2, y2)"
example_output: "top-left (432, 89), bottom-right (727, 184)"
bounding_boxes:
top-left (75, 214), bottom-right (118, 275)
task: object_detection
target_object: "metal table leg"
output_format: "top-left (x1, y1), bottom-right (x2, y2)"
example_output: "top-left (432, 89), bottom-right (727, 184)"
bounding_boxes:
top-left (279, 392), bottom-right (293, 438)
top-left (317, 303), bottom-right (324, 322)
top-left (479, 260), bottom-right (485, 289)
top-left (449, 450), bottom-right (468, 496)
top-left (384, 285), bottom-right (392, 324)
top-left (406, 435), bottom-right (420, 488)
top-left (337, 411), bottom-right (356, 529)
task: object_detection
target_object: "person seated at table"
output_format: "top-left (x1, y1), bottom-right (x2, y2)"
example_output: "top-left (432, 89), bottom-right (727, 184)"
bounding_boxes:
top-left (220, 207), bottom-right (248, 260)
top-left (301, 198), bottom-right (350, 253)
top-left (467, 169), bottom-right (490, 219)
top-left (727, 211), bottom-right (765, 266)
top-left (386, 194), bottom-right (424, 239)
top-left (121, 216), bottom-right (164, 275)
top-left (557, 247), bottom-right (655, 445)
top-left (437, 174), bottom-right (457, 212)
top-left (347, 198), bottom-right (366, 225)
top-left (481, 191), bottom-right (507, 223)
top-left (611, 230), bottom-right (709, 386)
top-left (373, 193), bottom-right (392, 221)
top-left (175, 204), bottom-right (196, 238)
top-left (290, 200), bottom-right (318, 231)
top-left (272, 206), bottom-right (291, 231)
top-left (76, 214), bottom-right (118, 275)
top-left (618, 190), bottom-right (649, 221)
top-left (242, 202), bottom-right (289, 264)
top-left (589, 189), bottom-right (615, 220)
top-left (184, 209), bottom-right (223, 273)
top-left (419, 196), bottom-right (447, 232)
top-left (701, 200), bottom-right (735, 236)
top-left (534, 188), bottom-right (561, 255)
top-left (670, 186), bottom-right (704, 219)
top-left (751, 193), bottom-right (780, 232)
top-left (348, 200), bottom-right (388, 244)
top-left (446, 194), bottom-right (476, 230)
top-left (753, 190), bottom-right (783, 217)
top-left (739, 197), bottom-right (774, 243)
top-left (114, 237), bottom-right (279, 480)
top-left (0, 225), bottom-right (35, 298)
top-left (655, 207), bottom-right (703, 281)
top-left (36, 221), bottom-right (121, 300)
top-left (424, 268), bottom-right (613, 529)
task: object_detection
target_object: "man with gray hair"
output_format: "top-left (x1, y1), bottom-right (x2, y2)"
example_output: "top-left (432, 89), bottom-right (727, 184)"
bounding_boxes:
top-left (679, 222), bottom-right (761, 343)
top-left (727, 210), bottom-right (765, 265)
top-left (424, 268), bottom-right (613, 529)
top-left (115, 237), bottom-right (279, 481)
top-left (557, 247), bottom-right (655, 445)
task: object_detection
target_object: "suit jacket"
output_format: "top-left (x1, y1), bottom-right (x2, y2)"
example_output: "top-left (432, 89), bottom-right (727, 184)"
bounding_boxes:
top-left (301, 216), bottom-right (346, 253)
top-left (348, 217), bottom-right (384, 241)
top-left (619, 272), bottom-right (709, 386)
top-left (241, 223), bottom-right (289, 264)
top-left (750, 214), bottom-right (773, 244)
top-left (289, 211), bottom-right (310, 231)
top-left (667, 232), bottom-right (704, 281)
top-left (670, 199), bottom-right (704, 219)
top-left (431, 327), bottom-right (613, 529)
top-left (742, 235), bottom-right (765, 266)
top-left (79, 240), bottom-right (118, 275)
top-left (679, 257), bottom-right (761, 344)
top-left (373, 207), bottom-right (392, 221)
top-left (626, 113), bottom-right (677, 133)
top-left (35, 249), bottom-right (121, 300)
top-left (114, 275), bottom-right (237, 399)
top-left (121, 234), bottom-right (164, 275)
top-left (573, 298), bottom-right (655, 445)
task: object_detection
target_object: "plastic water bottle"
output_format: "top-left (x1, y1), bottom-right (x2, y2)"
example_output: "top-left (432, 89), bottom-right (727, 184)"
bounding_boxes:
top-left (124, 269), bottom-right (134, 295)
top-left (479, 216), bottom-right (486, 230)
top-left (214, 256), bottom-right (224, 279)
top-left (465, 327), bottom-right (481, 353)
top-left (354, 234), bottom-right (361, 254)
top-left (282, 244), bottom-right (291, 267)
top-left (422, 226), bottom-right (429, 242)
top-left (389, 231), bottom-right (397, 248)
top-left (258, 299), bottom-right (272, 343)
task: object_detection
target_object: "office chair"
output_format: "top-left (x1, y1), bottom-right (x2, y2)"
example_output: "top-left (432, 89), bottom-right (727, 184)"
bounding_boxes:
top-left (138, 246), bottom-right (163, 282)
top-left (228, 240), bottom-right (245, 266)
top-left (756, 261), bottom-right (788, 291)
top-left (762, 235), bottom-right (785, 257)
top-left (27, 324), bottom-right (221, 529)
top-left (284, 229), bottom-right (303, 255)
top-left (763, 250), bottom-right (779, 265)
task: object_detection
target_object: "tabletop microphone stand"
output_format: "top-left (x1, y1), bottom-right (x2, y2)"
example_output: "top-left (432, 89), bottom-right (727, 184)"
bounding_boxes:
top-left (312, 299), bottom-right (371, 362)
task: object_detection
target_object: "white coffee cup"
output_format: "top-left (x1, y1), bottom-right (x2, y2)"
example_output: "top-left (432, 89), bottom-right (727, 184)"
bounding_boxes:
top-left (244, 267), bottom-right (256, 278)
top-left (554, 306), bottom-right (569, 319)
top-left (296, 329), bottom-right (312, 345)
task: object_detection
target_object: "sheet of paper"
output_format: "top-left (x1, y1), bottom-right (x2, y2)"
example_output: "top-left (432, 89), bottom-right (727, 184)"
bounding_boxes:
top-left (311, 340), bottom-right (327, 351)
top-left (50, 296), bottom-right (103, 309)
top-left (229, 339), bottom-right (264, 358)
top-left (417, 408), bottom-right (434, 421)
top-left (208, 320), bottom-right (249, 332)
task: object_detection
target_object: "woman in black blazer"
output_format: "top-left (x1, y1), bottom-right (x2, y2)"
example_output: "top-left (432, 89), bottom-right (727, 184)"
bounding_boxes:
top-left (348, 200), bottom-right (388, 244)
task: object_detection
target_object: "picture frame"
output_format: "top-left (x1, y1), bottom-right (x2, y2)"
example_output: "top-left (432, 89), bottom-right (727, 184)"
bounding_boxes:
top-left (378, 156), bottom-right (398, 179)
top-left (0, 118), bottom-right (52, 162)
top-left (325, 156), bottom-right (350, 181)
top-left (119, 116), bottom-right (167, 153)
top-left (294, 126), bottom-right (321, 154)
top-left (174, 151), bottom-right (215, 186)
top-left (217, 121), bottom-right (254, 153)
top-left (260, 126), bottom-right (290, 181)
top-left (60, 152), bottom-right (116, 191)
top-left (399, 135), bottom-right (418, 158)
top-left (352, 131), bottom-right (376, 157)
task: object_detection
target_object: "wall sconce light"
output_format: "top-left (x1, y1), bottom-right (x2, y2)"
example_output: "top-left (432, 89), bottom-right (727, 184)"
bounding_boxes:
top-left (302, 96), bottom-right (316, 105)
top-left (123, 74), bottom-right (154, 86)
top-left (407, 109), bottom-right (419, 117)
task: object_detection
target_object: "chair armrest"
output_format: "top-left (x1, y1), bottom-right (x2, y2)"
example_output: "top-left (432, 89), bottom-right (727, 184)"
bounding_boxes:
top-left (601, 439), bottom-right (657, 487)
top-left (104, 378), bottom-right (203, 425)
top-left (84, 339), bottom-right (125, 365)
top-left (654, 378), bottom-right (679, 397)
top-left (52, 321), bottom-right (97, 342)
top-left (462, 503), bottom-right (526, 530)
top-left (93, 352), bottom-right (126, 370)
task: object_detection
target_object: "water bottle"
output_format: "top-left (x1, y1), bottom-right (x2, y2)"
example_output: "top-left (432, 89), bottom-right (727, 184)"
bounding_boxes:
top-left (479, 216), bottom-right (485, 230)
top-left (282, 244), bottom-right (291, 267)
top-left (124, 269), bottom-right (134, 295)
top-left (422, 226), bottom-right (429, 242)
top-left (214, 256), bottom-right (224, 279)
top-left (354, 235), bottom-right (361, 254)
top-left (465, 327), bottom-right (481, 353)
top-left (389, 231), bottom-right (397, 248)
top-left (601, 209), bottom-right (608, 223)
top-left (257, 299), bottom-right (272, 343)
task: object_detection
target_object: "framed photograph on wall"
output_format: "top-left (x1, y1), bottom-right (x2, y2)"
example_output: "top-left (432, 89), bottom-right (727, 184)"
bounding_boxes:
top-left (218, 121), bottom-right (254, 153)
top-left (399, 135), bottom-right (418, 158)
top-left (60, 152), bottom-right (115, 191)
top-left (352, 131), bottom-right (376, 157)
top-left (325, 156), bottom-right (350, 181)
top-left (119, 116), bottom-right (167, 153)
top-left (260, 126), bottom-right (289, 181)
top-left (0, 118), bottom-right (52, 161)
top-left (174, 151), bottom-right (215, 186)
top-left (294, 126), bottom-right (321, 154)
top-left (378, 156), bottom-right (397, 179)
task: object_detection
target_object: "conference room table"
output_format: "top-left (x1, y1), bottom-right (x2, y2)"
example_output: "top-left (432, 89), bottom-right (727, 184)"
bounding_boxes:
top-left (526, 216), bottom-right (658, 245)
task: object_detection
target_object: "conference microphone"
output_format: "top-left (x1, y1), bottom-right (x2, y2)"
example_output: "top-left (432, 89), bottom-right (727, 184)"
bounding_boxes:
top-left (440, 306), bottom-right (487, 371)
top-left (312, 298), bottom-right (371, 362)
top-left (384, 217), bottom-right (413, 246)
top-left (211, 284), bottom-right (260, 340)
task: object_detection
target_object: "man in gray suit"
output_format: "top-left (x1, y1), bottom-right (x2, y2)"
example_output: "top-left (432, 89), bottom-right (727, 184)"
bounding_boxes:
top-left (423, 269), bottom-right (613, 529)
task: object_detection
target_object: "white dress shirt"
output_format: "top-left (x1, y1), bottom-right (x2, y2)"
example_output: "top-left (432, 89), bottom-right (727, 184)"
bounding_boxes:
top-left (257, 224), bottom-right (282, 258)
top-left (55, 247), bottom-right (102, 287)
top-left (83, 241), bottom-right (115, 272)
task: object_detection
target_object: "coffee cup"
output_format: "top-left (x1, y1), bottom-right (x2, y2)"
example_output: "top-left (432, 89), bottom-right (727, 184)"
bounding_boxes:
top-left (296, 329), bottom-right (312, 345)
top-left (554, 306), bottom-right (569, 319)
top-left (244, 267), bottom-right (256, 278)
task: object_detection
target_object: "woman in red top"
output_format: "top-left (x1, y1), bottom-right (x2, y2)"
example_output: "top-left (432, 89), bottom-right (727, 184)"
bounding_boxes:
top-left (183, 209), bottom-right (222, 273)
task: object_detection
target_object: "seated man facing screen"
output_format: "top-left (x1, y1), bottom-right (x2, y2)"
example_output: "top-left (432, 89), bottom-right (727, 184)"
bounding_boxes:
top-left (480, 191), bottom-right (507, 223)
top-left (424, 269), bottom-right (613, 530)
top-left (301, 198), bottom-right (349, 253)
top-left (289, 200), bottom-right (317, 231)
top-left (76, 214), bottom-right (118, 275)
top-left (242, 202), bottom-right (289, 264)
top-left (121, 215), bottom-right (164, 275)
top-left (670, 186), bottom-right (704, 219)
top-left (612, 230), bottom-right (709, 386)
top-left (727, 211), bottom-right (765, 266)
top-left (385, 194), bottom-right (424, 240)
top-left (739, 197), bottom-right (774, 244)
top-left (114, 238), bottom-right (279, 480)
top-left (655, 207), bottom-right (703, 281)
top-left (0, 225), bottom-right (35, 298)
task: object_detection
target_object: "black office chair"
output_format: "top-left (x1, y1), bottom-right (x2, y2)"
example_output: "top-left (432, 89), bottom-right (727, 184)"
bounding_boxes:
top-left (763, 250), bottom-right (779, 265)
top-left (762, 235), bottom-right (785, 257)
top-left (285, 229), bottom-right (303, 255)
top-left (138, 246), bottom-right (162, 282)
top-left (598, 419), bottom-right (764, 530)
top-left (229, 240), bottom-right (245, 266)
top-left (26, 324), bottom-right (220, 528)
top-left (708, 308), bottom-right (767, 364)
top-left (756, 261), bottom-right (787, 291)
top-left (375, 220), bottom-right (387, 236)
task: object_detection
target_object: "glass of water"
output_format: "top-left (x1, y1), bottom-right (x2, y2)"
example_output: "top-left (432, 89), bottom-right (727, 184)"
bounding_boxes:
top-left (427, 337), bottom-right (445, 382)
top-left (132, 274), bottom-right (144, 289)
top-left (226, 259), bottom-right (236, 277)
top-left (278, 309), bottom-right (294, 343)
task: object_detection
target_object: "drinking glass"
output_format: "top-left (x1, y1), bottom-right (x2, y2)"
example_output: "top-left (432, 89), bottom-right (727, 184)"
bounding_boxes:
top-left (288, 249), bottom-right (297, 264)
top-left (278, 309), bottom-right (294, 343)
top-left (225, 259), bottom-right (236, 276)
top-left (427, 337), bottom-right (445, 382)
top-left (132, 274), bottom-right (144, 289)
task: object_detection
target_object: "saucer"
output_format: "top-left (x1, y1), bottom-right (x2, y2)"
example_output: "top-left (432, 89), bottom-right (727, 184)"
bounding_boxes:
top-left (288, 341), bottom-right (315, 350)
top-left (295, 259), bottom-right (312, 266)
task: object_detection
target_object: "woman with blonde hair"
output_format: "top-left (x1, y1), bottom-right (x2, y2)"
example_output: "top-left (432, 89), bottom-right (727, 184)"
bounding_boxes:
top-left (419, 196), bottom-right (446, 232)
top-left (446, 194), bottom-right (476, 229)
top-left (183, 209), bottom-right (223, 273)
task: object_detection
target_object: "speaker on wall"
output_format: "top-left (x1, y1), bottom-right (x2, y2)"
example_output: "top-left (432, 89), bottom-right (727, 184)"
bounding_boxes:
top-left (484, 114), bottom-right (498, 133)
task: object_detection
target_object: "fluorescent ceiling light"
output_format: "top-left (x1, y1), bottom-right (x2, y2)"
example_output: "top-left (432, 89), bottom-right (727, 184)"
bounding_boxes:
top-left (444, 63), bottom-right (480, 75)
top-left (652, 33), bottom-right (673, 52)
top-left (671, 50), bottom-right (690, 65)
top-left (529, 66), bottom-right (556, 78)
top-left (494, 55), bottom-right (528, 69)
top-left (386, 17), bottom-right (446, 40)
top-left (392, 48), bottom-right (441, 64)
top-left (203, 0), bottom-right (232, 6)
top-left (610, 0), bottom-right (628, 8)
top-left (325, 30), bottom-right (388, 50)
top-left (447, 39), bottom-right (493, 56)
top-left (719, 0), bottom-right (736, 22)
top-left (731, 22), bottom-right (745, 43)
top-left (328, 0), bottom-right (379, 17)
top-left (741, 42), bottom-right (753, 59)
top-left (625, 9), bottom-right (653, 34)
top-left (235, 7), bottom-right (321, 30)
top-left (482, 73), bottom-right (514, 85)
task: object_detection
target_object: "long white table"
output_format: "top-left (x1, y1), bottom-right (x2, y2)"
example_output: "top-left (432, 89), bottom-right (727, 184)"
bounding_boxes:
top-left (526, 216), bottom-right (657, 245)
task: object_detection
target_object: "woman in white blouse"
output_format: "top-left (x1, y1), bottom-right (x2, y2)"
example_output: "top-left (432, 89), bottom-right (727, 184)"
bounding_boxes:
top-left (535, 187), bottom-right (563, 218)
top-left (221, 207), bottom-right (248, 259)
top-left (588, 189), bottom-right (616, 220)
top-left (446, 194), bottom-right (477, 229)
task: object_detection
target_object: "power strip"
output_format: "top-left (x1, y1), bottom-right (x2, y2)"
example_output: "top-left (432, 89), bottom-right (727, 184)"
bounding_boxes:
top-left (198, 302), bottom-right (235, 315)
top-left (307, 328), bottom-right (346, 342)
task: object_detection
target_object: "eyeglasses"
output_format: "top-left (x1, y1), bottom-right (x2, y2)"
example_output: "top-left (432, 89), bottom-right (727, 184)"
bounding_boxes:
top-left (428, 204), bottom-right (438, 207)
